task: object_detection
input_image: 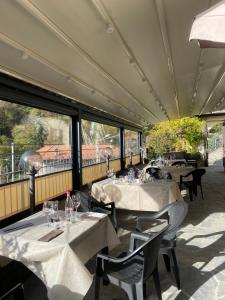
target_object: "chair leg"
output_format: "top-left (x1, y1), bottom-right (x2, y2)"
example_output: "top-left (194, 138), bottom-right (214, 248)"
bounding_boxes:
top-left (143, 282), bottom-right (147, 298)
top-left (113, 209), bottom-right (118, 232)
top-left (153, 267), bottom-right (162, 300)
top-left (170, 248), bottom-right (181, 290)
top-left (135, 283), bottom-right (144, 300)
top-left (200, 184), bottom-right (204, 199)
top-left (163, 254), bottom-right (171, 272)
top-left (95, 275), bottom-right (101, 300)
top-left (188, 186), bottom-right (193, 201)
top-left (124, 285), bottom-right (137, 300)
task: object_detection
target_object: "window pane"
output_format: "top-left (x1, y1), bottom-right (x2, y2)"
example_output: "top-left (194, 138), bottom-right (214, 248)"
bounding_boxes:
top-left (0, 100), bottom-right (72, 184)
top-left (81, 120), bottom-right (120, 166)
top-left (125, 130), bottom-right (139, 156)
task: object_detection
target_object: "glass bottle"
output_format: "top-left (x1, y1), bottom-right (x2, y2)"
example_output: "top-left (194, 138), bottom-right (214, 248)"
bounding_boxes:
top-left (65, 191), bottom-right (72, 221)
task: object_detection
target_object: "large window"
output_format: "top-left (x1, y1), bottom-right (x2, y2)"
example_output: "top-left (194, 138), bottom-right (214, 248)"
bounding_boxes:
top-left (124, 129), bottom-right (140, 156)
top-left (0, 100), bottom-right (72, 184)
top-left (81, 120), bottom-right (120, 166)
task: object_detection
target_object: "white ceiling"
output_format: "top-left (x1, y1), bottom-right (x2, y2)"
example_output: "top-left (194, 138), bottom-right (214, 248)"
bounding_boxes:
top-left (0, 0), bottom-right (224, 127)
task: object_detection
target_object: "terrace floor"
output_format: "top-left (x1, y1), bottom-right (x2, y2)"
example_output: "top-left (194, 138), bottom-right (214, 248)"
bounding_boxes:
top-left (15, 166), bottom-right (225, 299)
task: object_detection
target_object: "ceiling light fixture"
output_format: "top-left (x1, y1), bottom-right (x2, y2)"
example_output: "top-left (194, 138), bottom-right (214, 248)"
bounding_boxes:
top-left (21, 52), bottom-right (29, 60)
top-left (66, 76), bottom-right (72, 83)
top-left (106, 23), bottom-right (114, 33)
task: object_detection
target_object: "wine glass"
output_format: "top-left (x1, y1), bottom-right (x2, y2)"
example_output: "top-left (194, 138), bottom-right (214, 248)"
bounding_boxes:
top-left (72, 193), bottom-right (81, 220)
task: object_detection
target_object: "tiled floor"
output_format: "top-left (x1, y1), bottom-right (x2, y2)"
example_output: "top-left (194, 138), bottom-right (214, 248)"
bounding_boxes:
top-left (23, 166), bottom-right (225, 299)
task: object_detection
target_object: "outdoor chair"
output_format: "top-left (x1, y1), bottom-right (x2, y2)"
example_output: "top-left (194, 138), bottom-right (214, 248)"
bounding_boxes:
top-left (0, 261), bottom-right (30, 300)
top-left (136, 201), bottom-right (188, 289)
top-left (179, 168), bottom-right (206, 201)
top-left (77, 191), bottom-right (117, 231)
top-left (0, 283), bottom-right (24, 300)
top-left (95, 229), bottom-right (167, 300)
top-left (145, 167), bottom-right (161, 179)
top-left (171, 161), bottom-right (187, 167)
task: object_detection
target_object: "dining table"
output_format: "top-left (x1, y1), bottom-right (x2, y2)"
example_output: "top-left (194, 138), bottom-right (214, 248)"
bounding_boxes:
top-left (0, 211), bottom-right (120, 300)
top-left (92, 178), bottom-right (182, 212)
top-left (143, 165), bottom-right (194, 183)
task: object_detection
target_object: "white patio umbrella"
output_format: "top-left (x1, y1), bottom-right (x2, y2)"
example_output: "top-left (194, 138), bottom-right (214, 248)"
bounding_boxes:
top-left (190, 0), bottom-right (225, 48)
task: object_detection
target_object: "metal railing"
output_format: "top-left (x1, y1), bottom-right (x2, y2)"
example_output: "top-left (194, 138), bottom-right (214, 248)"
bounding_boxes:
top-left (0, 144), bottom-right (72, 185)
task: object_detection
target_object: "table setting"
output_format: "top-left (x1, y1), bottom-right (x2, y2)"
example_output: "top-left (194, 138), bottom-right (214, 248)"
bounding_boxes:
top-left (92, 168), bottom-right (182, 212)
top-left (0, 196), bottom-right (120, 300)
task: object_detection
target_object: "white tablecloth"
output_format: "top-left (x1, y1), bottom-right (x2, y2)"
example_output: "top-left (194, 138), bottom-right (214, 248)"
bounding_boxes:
top-left (92, 178), bottom-right (182, 212)
top-left (0, 212), bottom-right (119, 300)
top-left (143, 165), bottom-right (193, 182)
top-left (161, 166), bottom-right (194, 182)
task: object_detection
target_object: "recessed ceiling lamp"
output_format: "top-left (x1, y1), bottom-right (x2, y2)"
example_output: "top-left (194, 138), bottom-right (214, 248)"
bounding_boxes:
top-left (106, 23), bottom-right (114, 33)
top-left (21, 51), bottom-right (29, 60)
top-left (66, 76), bottom-right (72, 83)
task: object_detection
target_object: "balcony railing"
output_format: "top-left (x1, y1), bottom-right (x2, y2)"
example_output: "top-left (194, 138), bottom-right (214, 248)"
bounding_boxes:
top-left (0, 144), bottom-right (72, 185)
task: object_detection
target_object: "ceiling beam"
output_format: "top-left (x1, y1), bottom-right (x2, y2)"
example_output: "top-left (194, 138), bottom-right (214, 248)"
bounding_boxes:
top-left (92, 0), bottom-right (168, 120)
top-left (0, 32), bottom-right (149, 126)
top-left (18, 0), bottom-right (159, 123)
top-left (191, 50), bottom-right (203, 111)
top-left (154, 0), bottom-right (180, 117)
top-left (199, 58), bottom-right (225, 115)
top-left (0, 64), bottom-right (143, 127)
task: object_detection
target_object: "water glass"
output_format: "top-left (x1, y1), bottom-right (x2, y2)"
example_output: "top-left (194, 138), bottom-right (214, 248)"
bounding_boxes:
top-left (42, 201), bottom-right (52, 226)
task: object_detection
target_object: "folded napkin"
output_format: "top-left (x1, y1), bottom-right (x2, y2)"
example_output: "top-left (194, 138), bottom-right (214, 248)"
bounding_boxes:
top-left (38, 229), bottom-right (63, 242)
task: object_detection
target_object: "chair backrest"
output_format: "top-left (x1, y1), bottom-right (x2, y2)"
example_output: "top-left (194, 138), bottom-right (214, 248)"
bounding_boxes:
top-left (162, 201), bottom-right (188, 240)
top-left (188, 168), bottom-right (206, 195)
top-left (76, 191), bottom-right (99, 212)
top-left (142, 230), bottom-right (165, 281)
top-left (118, 230), bottom-right (166, 283)
top-left (145, 167), bottom-right (161, 179)
top-left (191, 168), bottom-right (206, 185)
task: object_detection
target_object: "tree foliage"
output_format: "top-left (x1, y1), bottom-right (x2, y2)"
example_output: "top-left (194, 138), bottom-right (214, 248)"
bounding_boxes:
top-left (12, 122), bottom-right (48, 152)
top-left (145, 117), bottom-right (205, 156)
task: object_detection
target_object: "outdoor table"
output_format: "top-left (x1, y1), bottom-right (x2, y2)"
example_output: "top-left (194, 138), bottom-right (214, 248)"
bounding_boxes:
top-left (142, 165), bottom-right (194, 182)
top-left (160, 166), bottom-right (194, 182)
top-left (0, 211), bottom-right (119, 300)
top-left (92, 178), bottom-right (182, 212)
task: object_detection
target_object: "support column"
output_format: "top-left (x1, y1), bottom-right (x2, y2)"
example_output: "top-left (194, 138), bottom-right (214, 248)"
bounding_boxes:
top-left (204, 123), bottom-right (209, 167)
top-left (139, 132), bottom-right (142, 164)
top-left (223, 122), bottom-right (225, 172)
top-left (72, 110), bottom-right (82, 191)
top-left (120, 127), bottom-right (125, 170)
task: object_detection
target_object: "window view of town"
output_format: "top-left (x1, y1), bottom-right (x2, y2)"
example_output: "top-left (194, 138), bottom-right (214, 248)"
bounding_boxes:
top-left (81, 120), bottom-right (120, 166)
top-left (0, 100), bottom-right (72, 184)
top-left (0, 100), bottom-right (141, 185)
top-left (124, 129), bottom-right (140, 156)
